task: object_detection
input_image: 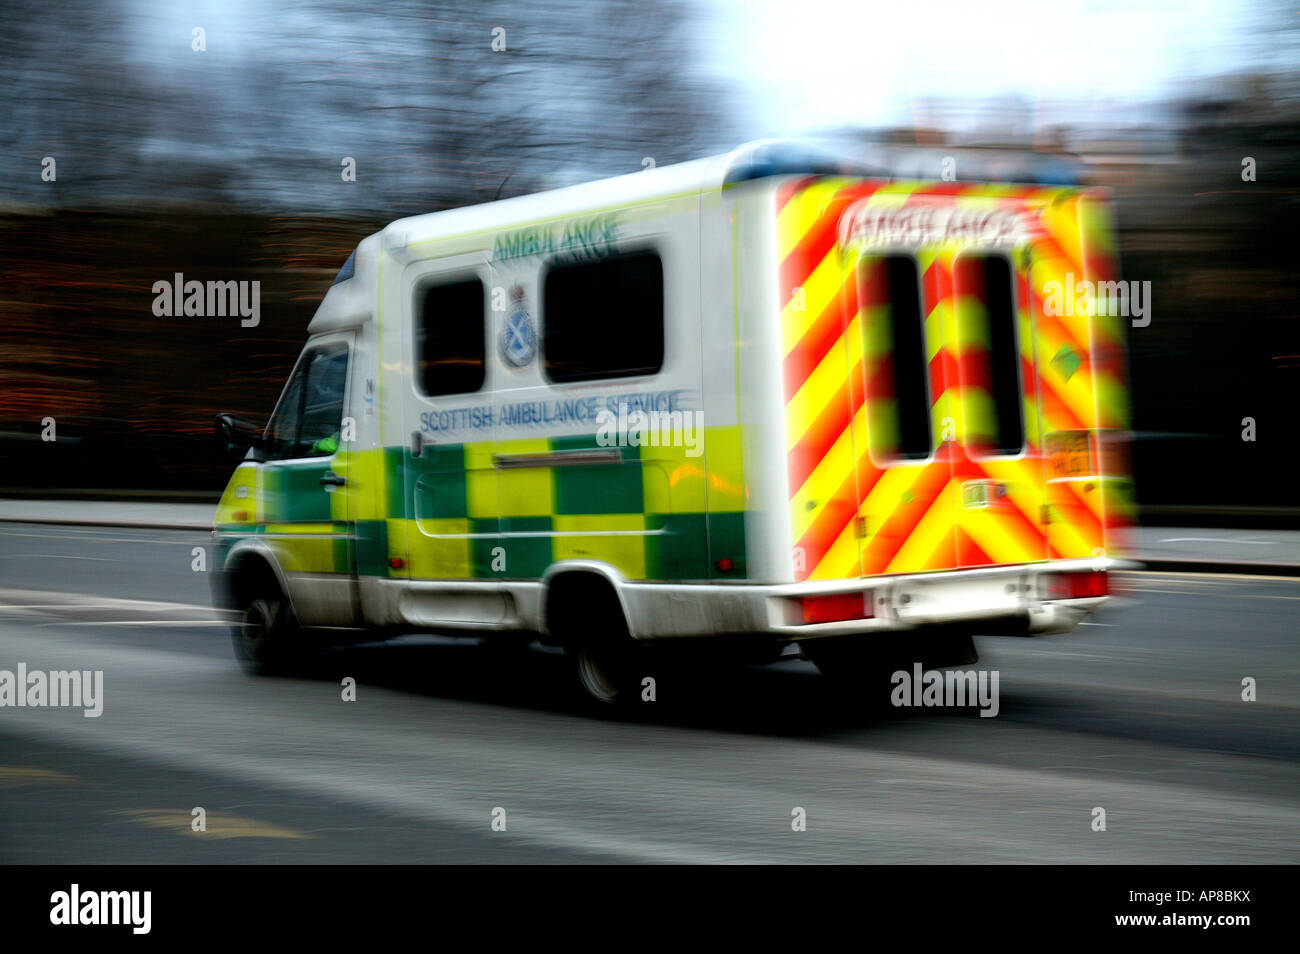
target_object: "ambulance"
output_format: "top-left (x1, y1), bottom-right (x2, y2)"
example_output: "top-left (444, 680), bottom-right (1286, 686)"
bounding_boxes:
top-left (211, 140), bottom-right (1133, 705)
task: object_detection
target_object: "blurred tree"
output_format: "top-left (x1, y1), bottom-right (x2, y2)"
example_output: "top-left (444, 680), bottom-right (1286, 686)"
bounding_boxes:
top-left (0, 0), bottom-right (735, 214)
top-left (0, 0), bottom-right (736, 492)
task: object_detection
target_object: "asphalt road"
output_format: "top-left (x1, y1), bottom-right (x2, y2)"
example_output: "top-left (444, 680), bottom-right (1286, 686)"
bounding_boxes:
top-left (0, 520), bottom-right (1297, 863)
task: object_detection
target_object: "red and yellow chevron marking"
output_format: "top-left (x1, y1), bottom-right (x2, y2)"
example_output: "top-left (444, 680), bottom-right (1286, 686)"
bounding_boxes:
top-left (778, 179), bottom-right (1131, 582)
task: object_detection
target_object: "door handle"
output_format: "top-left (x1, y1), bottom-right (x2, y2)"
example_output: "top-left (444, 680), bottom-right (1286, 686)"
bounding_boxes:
top-left (320, 471), bottom-right (346, 487)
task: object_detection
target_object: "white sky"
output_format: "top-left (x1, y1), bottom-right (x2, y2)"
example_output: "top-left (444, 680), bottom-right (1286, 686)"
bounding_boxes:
top-left (125, 0), bottom-right (1271, 158)
top-left (706, 0), bottom-right (1255, 134)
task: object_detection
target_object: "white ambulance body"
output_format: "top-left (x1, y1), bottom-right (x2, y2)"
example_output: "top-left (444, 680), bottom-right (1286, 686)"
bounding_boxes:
top-left (213, 141), bottom-right (1128, 703)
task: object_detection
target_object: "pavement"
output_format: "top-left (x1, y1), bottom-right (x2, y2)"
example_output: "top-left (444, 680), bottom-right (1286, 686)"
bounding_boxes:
top-left (0, 498), bottom-right (215, 530)
top-left (1128, 526), bottom-right (1300, 575)
top-left (0, 498), bottom-right (1297, 574)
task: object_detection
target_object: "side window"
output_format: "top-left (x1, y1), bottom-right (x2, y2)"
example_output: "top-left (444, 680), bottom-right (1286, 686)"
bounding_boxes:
top-left (264, 363), bottom-right (306, 457)
top-left (416, 277), bottom-right (486, 396)
top-left (264, 343), bottom-right (350, 459)
top-left (954, 255), bottom-right (1025, 456)
top-left (543, 251), bottom-right (663, 382)
top-left (857, 254), bottom-right (932, 461)
top-left (299, 346), bottom-right (350, 455)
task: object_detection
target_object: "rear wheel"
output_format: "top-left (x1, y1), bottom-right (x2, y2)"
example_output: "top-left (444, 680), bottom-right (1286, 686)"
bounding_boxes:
top-left (549, 575), bottom-right (646, 709)
top-left (575, 644), bottom-right (632, 706)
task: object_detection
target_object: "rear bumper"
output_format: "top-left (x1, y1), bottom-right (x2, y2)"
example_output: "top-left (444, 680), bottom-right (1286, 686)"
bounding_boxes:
top-left (619, 559), bottom-right (1119, 640)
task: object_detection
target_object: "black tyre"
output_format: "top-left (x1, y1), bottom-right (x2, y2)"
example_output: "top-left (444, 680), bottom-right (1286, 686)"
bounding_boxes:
top-left (231, 573), bottom-right (305, 674)
top-left (575, 643), bottom-right (636, 706)
top-left (549, 576), bottom-right (646, 708)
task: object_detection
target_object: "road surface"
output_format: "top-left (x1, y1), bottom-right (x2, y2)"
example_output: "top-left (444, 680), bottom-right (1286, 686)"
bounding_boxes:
top-left (1, 521), bottom-right (1296, 863)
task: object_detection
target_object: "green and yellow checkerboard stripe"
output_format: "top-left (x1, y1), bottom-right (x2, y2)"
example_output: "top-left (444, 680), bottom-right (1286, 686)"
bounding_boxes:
top-left (216, 426), bottom-right (749, 583)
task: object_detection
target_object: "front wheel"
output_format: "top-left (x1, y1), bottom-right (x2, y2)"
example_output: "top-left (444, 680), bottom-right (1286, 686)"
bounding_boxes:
top-left (232, 579), bottom-right (305, 674)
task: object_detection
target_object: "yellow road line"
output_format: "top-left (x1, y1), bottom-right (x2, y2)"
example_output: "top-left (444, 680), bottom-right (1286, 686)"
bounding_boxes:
top-left (0, 766), bottom-right (76, 785)
top-left (1123, 570), bottom-right (1300, 583)
top-left (119, 809), bottom-right (316, 840)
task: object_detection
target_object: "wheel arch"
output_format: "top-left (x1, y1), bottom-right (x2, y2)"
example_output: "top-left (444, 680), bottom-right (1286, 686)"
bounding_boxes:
top-left (541, 561), bottom-right (635, 642)
top-left (218, 539), bottom-right (297, 615)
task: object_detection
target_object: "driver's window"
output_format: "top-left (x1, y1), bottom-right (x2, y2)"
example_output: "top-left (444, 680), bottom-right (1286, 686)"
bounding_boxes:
top-left (264, 343), bottom-right (349, 460)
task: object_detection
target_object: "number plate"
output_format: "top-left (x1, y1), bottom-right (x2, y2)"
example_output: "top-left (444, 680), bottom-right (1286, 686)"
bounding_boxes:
top-left (1046, 431), bottom-right (1091, 478)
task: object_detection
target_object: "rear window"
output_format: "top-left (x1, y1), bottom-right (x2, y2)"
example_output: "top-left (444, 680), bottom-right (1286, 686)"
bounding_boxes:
top-left (543, 251), bottom-right (664, 382)
top-left (954, 254), bottom-right (1025, 456)
top-left (857, 254), bottom-right (932, 461)
top-left (416, 277), bottom-right (486, 396)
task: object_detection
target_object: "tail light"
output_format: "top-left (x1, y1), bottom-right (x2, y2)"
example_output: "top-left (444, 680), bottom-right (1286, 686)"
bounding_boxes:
top-left (1046, 570), bottom-right (1108, 600)
top-left (791, 591), bottom-right (873, 625)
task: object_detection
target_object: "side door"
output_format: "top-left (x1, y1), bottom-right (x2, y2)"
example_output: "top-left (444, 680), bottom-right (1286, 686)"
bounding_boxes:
top-left (260, 332), bottom-right (358, 624)
top-left (497, 215), bottom-right (702, 587)
top-left (399, 253), bottom-right (504, 619)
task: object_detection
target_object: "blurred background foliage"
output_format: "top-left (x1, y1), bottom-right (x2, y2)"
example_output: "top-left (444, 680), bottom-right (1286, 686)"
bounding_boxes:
top-left (0, 0), bottom-right (1296, 520)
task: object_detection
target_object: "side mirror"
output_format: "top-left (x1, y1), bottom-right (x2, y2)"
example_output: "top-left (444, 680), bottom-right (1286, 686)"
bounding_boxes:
top-left (215, 413), bottom-right (266, 461)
